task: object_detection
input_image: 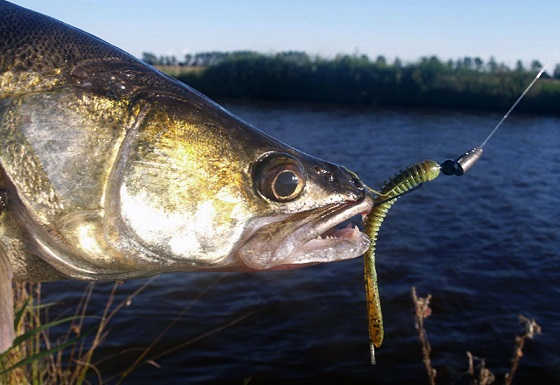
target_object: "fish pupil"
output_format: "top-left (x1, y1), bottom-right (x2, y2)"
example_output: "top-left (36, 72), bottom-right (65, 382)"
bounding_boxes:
top-left (274, 171), bottom-right (299, 198)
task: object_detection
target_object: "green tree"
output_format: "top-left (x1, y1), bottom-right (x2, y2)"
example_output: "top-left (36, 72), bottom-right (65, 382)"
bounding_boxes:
top-left (530, 60), bottom-right (543, 71)
top-left (553, 64), bottom-right (560, 79)
top-left (497, 62), bottom-right (510, 72)
top-left (474, 57), bottom-right (483, 71)
top-left (487, 56), bottom-right (498, 73)
top-left (184, 54), bottom-right (192, 66)
top-left (375, 55), bottom-right (387, 66)
top-left (463, 57), bottom-right (473, 70)
top-left (141, 52), bottom-right (158, 65)
top-left (276, 51), bottom-right (311, 65)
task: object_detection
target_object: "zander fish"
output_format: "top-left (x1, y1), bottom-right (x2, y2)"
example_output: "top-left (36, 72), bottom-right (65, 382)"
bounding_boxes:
top-left (0, 1), bottom-right (373, 351)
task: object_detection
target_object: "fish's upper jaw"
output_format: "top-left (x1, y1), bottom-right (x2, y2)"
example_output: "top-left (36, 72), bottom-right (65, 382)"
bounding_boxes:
top-left (236, 194), bottom-right (373, 270)
top-left (275, 195), bottom-right (373, 267)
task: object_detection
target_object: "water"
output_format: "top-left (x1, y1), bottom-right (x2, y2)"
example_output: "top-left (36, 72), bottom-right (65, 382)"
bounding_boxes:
top-left (43, 102), bottom-right (560, 384)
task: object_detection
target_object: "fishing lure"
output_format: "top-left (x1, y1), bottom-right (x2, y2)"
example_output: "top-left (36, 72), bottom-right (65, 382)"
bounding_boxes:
top-left (363, 160), bottom-right (441, 364)
top-left (360, 68), bottom-right (544, 365)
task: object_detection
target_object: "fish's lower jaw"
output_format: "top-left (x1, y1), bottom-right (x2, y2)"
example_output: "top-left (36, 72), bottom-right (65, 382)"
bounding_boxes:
top-left (272, 198), bottom-right (373, 266)
top-left (237, 195), bottom-right (374, 270)
top-left (295, 224), bottom-right (371, 262)
top-left (237, 224), bottom-right (371, 270)
top-left (288, 228), bottom-right (370, 264)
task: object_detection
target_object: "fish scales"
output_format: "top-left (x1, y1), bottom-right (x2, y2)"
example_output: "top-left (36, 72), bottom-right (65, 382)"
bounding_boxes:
top-left (0, 1), bottom-right (374, 352)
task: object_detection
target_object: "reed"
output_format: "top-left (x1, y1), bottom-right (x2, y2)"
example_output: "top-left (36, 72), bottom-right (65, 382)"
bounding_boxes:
top-left (0, 280), bottom-right (543, 384)
top-left (411, 286), bottom-right (542, 385)
top-left (411, 286), bottom-right (437, 385)
top-left (0, 275), bottom-right (257, 384)
top-left (0, 279), bottom-right (153, 385)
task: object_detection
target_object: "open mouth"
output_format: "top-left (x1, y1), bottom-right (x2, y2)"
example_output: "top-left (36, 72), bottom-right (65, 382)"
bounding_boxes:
top-left (237, 194), bottom-right (374, 270)
top-left (275, 195), bottom-right (373, 265)
top-left (300, 212), bottom-right (367, 256)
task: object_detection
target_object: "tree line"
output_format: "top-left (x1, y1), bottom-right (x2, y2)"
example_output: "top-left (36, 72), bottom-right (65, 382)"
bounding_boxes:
top-left (141, 51), bottom-right (560, 114)
top-left (142, 51), bottom-right (263, 67)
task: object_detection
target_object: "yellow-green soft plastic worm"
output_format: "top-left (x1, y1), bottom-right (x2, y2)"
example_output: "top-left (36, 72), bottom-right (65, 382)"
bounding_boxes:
top-left (363, 160), bottom-right (441, 361)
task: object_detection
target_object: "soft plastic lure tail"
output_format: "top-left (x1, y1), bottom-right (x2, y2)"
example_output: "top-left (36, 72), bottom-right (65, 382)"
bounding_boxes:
top-left (363, 160), bottom-right (441, 364)
top-left (361, 68), bottom-right (542, 365)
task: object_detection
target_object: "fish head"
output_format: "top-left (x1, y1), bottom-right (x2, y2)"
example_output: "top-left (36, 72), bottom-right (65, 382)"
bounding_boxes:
top-left (237, 149), bottom-right (373, 270)
top-left (110, 94), bottom-right (372, 271)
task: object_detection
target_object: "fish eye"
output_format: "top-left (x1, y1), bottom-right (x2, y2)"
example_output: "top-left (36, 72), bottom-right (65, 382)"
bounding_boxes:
top-left (273, 170), bottom-right (300, 198)
top-left (254, 153), bottom-right (306, 202)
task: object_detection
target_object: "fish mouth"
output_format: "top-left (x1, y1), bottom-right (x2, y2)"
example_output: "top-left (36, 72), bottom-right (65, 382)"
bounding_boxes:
top-left (237, 194), bottom-right (373, 270)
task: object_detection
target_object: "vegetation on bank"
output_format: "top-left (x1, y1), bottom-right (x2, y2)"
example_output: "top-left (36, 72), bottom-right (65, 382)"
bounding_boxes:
top-left (1, 282), bottom-right (542, 384)
top-left (142, 51), bottom-right (560, 114)
top-left (0, 281), bottom-right (155, 384)
top-left (411, 287), bottom-right (542, 385)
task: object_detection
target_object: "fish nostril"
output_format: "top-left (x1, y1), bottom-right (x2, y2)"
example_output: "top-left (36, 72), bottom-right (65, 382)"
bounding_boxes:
top-left (341, 167), bottom-right (365, 191)
top-left (315, 164), bottom-right (365, 193)
top-left (314, 166), bottom-right (335, 183)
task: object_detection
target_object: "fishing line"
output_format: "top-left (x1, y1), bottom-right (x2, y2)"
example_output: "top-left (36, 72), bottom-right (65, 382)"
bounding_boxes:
top-left (362, 68), bottom-right (545, 365)
top-left (441, 67), bottom-right (545, 177)
top-left (480, 68), bottom-right (545, 148)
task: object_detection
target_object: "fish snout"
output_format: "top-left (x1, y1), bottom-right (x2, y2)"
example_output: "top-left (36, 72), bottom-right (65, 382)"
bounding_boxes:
top-left (308, 160), bottom-right (369, 202)
top-left (338, 166), bottom-right (367, 201)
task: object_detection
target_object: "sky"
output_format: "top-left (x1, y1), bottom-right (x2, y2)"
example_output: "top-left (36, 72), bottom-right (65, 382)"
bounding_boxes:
top-left (12, 0), bottom-right (560, 69)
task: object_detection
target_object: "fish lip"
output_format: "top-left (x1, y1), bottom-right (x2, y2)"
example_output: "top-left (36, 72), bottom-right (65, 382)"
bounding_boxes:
top-left (236, 193), bottom-right (373, 270)
top-left (272, 194), bottom-right (374, 263)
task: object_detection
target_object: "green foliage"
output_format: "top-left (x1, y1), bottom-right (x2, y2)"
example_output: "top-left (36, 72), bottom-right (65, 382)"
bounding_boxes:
top-left (554, 64), bottom-right (560, 79)
top-left (166, 52), bottom-right (559, 114)
top-left (0, 321), bottom-right (93, 377)
top-left (141, 52), bottom-right (158, 66)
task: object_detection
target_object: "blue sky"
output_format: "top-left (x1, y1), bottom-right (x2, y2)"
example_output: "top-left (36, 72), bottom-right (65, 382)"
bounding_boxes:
top-left (13, 0), bottom-right (560, 69)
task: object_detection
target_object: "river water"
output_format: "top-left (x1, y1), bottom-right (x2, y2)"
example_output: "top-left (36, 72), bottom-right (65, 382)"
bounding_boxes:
top-left (43, 102), bottom-right (560, 384)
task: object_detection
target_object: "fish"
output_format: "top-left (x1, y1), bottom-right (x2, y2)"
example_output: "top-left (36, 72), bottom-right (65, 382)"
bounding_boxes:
top-left (0, 1), bottom-right (373, 351)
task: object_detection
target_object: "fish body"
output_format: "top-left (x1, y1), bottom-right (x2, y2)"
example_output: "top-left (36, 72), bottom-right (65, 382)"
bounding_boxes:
top-left (0, 1), bottom-right (373, 351)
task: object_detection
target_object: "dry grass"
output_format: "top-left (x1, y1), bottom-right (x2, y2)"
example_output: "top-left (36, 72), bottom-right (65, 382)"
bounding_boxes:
top-left (467, 351), bottom-right (495, 385)
top-left (0, 275), bottom-right (258, 385)
top-left (1, 280), bottom-right (542, 384)
top-left (504, 316), bottom-right (542, 385)
top-left (0, 279), bottom-right (155, 385)
top-left (411, 287), bottom-right (437, 385)
top-left (411, 286), bottom-right (542, 385)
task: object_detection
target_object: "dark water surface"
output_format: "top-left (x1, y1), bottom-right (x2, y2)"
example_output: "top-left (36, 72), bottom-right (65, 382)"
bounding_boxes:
top-left (43, 102), bottom-right (560, 384)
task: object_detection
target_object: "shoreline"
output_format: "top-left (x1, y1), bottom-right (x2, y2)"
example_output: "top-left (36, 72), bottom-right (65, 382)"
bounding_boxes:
top-left (147, 54), bottom-right (559, 115)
